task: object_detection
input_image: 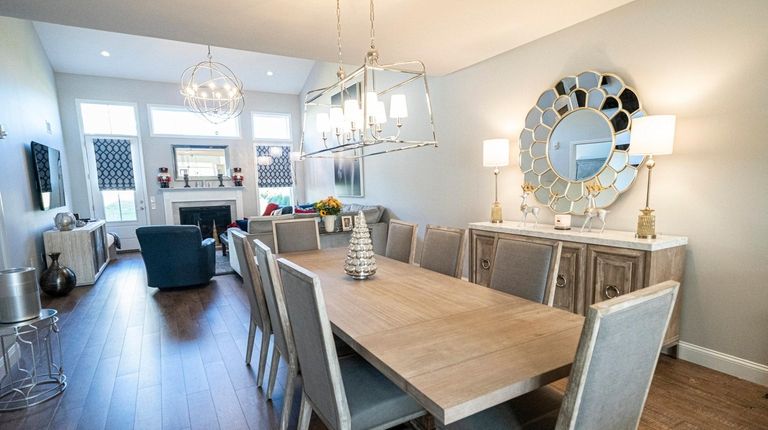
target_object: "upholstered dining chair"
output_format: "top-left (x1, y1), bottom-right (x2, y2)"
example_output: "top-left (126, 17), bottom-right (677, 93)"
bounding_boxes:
top-left (277, 258), bottom-right (427, 430)
top-left (229, 229), bottom-right (272, 387)
top-left (446, 280), bottom-right (679, 430)
top-left (419, 225), bottom-right (466, 278)
top-left (273, 218), bottom-right (321, 254)
top-left (252, 239), bottom-right (299, 430)
top-left (488, 238), bottom-right (562, 306)
top-left (384, 220), bottom-right (418, 264)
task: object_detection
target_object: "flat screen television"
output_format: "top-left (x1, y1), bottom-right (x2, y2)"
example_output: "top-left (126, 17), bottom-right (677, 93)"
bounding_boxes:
top-left (30, 141), bottom-right (66, 211)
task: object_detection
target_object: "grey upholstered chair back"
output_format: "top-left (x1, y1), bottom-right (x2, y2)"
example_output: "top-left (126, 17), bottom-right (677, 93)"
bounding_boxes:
top-left (277, 258), bottom-right (350, 428)
top-left (489, 238), bottom-right (562, 306)
top-left (273, 218), bottom-right (321, 254)
top-left (555, 281), bottom-right (679, 430)
top-left (230, 229), bottom-right (266, 322)
top-left (419, 225), bottom-right (466, 278)
top-left (385, 220), bottom-right (418, 264)
top-left (253, 239), bottom-right (295, 364)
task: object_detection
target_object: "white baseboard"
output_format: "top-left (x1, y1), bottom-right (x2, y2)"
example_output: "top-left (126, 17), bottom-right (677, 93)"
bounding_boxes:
top-left (678, 341), bottom-right (768, 386)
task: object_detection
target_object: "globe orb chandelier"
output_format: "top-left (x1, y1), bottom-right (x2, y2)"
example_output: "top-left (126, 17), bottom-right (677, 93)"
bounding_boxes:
top-left (298, 0), bottom-right (437, 160)
top-left (180, 45), bottom-right (245, 124)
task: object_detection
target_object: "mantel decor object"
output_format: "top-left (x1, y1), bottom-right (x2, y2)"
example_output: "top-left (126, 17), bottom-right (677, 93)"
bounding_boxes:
top-left (628, 115), bottom-right (676, 239)
top-left (344, 211), bottom-right (377, 280)
top-left (39, 253), bottom-right (76, 297)
top-left (483, 138), bottom-right (510, 223)
top-left (183, 173), bottom-right (191, 188)
top-left (157, 167), bottom-right (171, 188)
top-left (519, 183), bottom-right (540, 227)
top-left (0, 267), bottom-right (41, 323)
top-left (231, 167), bottom-right (244, 186)
top-left (217, 173), bottom-right (225, 187)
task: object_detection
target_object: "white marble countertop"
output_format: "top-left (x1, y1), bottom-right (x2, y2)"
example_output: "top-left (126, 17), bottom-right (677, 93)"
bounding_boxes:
top-left (468, 221), bottom-right (688, 251)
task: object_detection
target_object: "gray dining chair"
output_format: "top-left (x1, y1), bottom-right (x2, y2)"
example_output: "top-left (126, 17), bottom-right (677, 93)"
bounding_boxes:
top-left (273, 218), bottom-right (321, 253)
top-left (384, 219), bottom-right (418, 264)
top-left (419, 224), bottom-right (466, 278)
top-left (229, 229), bottom-right (272, 387)
top-left (252, 239), bottom-right (299, 430)
top-left (276, 258), bottom-right (427, 430)
top-left (446, 280), bottom-right (680, 430)
top-left (488, 238), bottom-right (562, 306)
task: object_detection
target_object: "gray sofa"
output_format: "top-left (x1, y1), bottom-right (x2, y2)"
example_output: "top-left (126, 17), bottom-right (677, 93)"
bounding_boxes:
top-left (228, 204), bottom-right (390, 276)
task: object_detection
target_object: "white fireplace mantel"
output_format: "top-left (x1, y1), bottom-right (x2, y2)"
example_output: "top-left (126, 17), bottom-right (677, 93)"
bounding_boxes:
top-left (160, 187), bottom-right (245, 225)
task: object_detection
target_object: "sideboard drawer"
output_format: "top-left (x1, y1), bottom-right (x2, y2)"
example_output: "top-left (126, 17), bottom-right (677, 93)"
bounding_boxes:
top-left (588, 245), bottom-right (645, 304)
top-left (554, 243), bottom-right (586, 314)
top-left (470, 231), bottom-right (496, 286)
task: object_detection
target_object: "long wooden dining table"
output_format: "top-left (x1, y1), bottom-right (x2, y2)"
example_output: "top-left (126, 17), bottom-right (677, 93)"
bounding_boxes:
top-left (280, 247), bottom-right (585, 425)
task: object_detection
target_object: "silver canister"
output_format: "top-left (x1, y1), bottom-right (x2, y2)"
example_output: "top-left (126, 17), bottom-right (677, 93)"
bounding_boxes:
top-left (0, 268), bottom-right (42, 323)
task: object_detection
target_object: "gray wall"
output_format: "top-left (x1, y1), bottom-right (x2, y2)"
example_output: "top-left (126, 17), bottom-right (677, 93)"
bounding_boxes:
top-left (55, 74), bottom-right (301, 224)
top-left (0, 17), bottom-right (70, 270)
top-left (300, 0), bottom-right (768, 365)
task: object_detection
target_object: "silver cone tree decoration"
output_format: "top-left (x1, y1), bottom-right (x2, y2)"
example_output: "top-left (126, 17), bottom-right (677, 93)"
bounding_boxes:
top-left (344, 211), bottom-right (377, 280)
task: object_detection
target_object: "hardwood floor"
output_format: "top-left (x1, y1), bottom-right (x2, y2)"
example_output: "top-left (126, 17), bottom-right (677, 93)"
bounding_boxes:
top-left (0, 253), bottom-right (765, 429)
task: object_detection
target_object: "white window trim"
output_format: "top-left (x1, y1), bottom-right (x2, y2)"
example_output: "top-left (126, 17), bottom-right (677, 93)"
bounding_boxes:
top-left (76, 99), bottom-right (140, 137)
top-left (252, 111), bottom-right (292, 142)
top-left (147, 103), bottom-right (242, 139)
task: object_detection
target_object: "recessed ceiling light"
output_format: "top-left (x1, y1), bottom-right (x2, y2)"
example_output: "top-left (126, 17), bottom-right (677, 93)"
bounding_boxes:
top-left (266, 70), bottom-right (274, 76)
top-left (100, 50), bottom-right (111, 57)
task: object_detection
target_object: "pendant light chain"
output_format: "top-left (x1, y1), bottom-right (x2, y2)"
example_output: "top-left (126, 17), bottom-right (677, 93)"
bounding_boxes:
top-left (369, 0), bottom-right (376, 49)
top-left (336, 0), bottom-right (345, 79)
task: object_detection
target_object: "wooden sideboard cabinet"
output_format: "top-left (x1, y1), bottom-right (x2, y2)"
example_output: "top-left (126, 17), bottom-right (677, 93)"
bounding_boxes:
top-left (468, 222), bottom-right (687, 347)
top-left (43, 220), bottom-right (109, 286)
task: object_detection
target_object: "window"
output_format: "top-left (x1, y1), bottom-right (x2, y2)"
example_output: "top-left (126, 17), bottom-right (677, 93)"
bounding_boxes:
top-left (252, 112), bottom-right (291, 141)
top-left (148, 105), bottom-right (240, 138)
top-left (255, 145), bottom-right (294, 211)
top-left (101, 190), bottom-right (137, 222)
top-left (79, 102), bottom-right (138, 135)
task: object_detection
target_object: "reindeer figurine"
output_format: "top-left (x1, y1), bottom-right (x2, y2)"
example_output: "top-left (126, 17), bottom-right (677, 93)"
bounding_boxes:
top-left (520, 183), bottom-right (541, 228)
top-left (581, 181), bottom-right (609, 233)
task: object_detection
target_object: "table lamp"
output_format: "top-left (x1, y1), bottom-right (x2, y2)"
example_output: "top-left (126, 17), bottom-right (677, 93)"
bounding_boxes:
top-left (628, 115), bottom-right (676, 238)
top-left (483, 138), bottom-right (510, 223)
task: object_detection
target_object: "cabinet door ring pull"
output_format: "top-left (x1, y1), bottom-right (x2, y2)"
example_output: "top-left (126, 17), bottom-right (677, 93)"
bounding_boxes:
top-left (604, 285), bottom-right (621, 299)
top-left (480, 259), bottom-right (491, 270)
top-left (556, 274), bottom-right (567, 288)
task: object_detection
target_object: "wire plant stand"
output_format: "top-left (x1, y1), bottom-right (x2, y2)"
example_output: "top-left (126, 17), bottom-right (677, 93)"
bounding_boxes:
top-left (0, 309), bottom-right (66, 411)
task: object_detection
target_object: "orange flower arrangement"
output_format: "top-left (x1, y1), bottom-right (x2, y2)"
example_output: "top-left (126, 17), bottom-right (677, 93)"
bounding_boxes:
top-left (314, 196), bottom-right (342, 217)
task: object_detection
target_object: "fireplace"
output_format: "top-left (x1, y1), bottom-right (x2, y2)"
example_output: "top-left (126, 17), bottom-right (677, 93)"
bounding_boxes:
top-left (179, 205), bottom-right (232, 240)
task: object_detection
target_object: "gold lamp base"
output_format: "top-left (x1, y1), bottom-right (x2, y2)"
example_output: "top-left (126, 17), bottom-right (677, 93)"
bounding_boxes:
top-left (490, 202), bottom-right (503, 223)
top-left (636, 208), bottom-right (656, 239)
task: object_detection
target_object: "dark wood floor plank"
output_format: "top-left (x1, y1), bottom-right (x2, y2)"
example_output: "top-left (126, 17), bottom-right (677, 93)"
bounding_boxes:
top-left (186, 390), bottom-right (220, 430)
top-left (203, 361), bottom-right (249, 430)
top-left (134, 384), bottom-right (163, 430)
top-left (104, 372), bottom-right (139, 430)
top-left (75, 355), bottom-right (120, 429)
top-left (160, 352), bottom-right (190, 430)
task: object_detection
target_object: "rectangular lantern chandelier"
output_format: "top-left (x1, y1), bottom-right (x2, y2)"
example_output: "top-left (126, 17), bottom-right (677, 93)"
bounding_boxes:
top-left (298, 0), bottom-right (438, 160)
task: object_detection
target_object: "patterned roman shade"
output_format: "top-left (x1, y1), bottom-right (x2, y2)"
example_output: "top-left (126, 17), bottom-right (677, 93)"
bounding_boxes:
top-left (256, 146), bottom-right (293, 187)
top-left (93, 138), bottom-right (135, 190)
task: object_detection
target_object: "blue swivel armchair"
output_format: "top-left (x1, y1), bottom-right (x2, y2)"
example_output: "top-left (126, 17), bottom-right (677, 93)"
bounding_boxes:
top-left (136, 225), bottom-right (216, 289)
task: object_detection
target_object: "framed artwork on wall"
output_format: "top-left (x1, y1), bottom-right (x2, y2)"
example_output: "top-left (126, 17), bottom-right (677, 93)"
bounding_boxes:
top-left (334, 155), bottom-right (364, 197)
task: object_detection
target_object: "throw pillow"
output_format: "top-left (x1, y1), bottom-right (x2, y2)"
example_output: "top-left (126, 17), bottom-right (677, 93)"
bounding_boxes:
top-left (236, 219), bottom-right (248, 232)
top-left (262, 203), bottom-right (280, 216)
top-left (295, 207), bottom-right (316, 214)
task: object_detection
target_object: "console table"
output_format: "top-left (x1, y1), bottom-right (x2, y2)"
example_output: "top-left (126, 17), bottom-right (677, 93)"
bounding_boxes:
top-left (43, 220), bottom-right (109, 286)
top-left (468, 222), bottom-right (687, 347)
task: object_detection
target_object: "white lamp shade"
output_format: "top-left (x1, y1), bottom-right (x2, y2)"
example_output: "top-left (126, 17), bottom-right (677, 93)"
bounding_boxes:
top-left (343, 99), bottom-right (362, 125)
top-left (330, 107), bottom-right (345, 130)
top-left (373, 101), bottom-right (387, 124)
top-left (629, 115), bottom-right (676, 155)
top-left (316, 112), bottom-right (330, 132)
top-left (483, 138), bottom-right (510, 167)
top-left (365, 91), bottom-right (379, 108)
top-left (389, 94), bottom-right (408, 119)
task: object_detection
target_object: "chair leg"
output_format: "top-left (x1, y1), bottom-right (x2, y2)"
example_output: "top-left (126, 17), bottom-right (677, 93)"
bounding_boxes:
top-left (298, 391), bottom-right (312, 430)
top-left (279, 367), bottom-right (297, 430)
top-left (266, 347), bottom-right (281, 399)
top-left (245, 318), bottom-right (257, 365)
top-left (257, 327), bottom-right (270, 388)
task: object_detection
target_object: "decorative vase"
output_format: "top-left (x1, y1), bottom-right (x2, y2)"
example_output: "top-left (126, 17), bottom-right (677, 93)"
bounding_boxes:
top-left (39, 253), bottom-right (76, 297)
top-left (323, 215), bottom-right (337, 233)
top-left (54, 212), bottom-right (76, 231)
top-left (344, 211), bottom-right (377, 280)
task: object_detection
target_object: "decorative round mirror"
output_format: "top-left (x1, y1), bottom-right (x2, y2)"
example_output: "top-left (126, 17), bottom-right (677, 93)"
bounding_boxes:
top-left (519, 71), bottom-right (646, 214)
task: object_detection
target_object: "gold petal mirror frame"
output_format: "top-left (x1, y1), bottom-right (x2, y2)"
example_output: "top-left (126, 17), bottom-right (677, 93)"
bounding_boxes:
top-left (519, 71), bottom-right (646, 214)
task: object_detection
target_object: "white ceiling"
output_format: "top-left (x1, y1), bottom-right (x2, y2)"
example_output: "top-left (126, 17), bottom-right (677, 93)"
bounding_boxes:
top-left (3, 0), bottom-right (635, 77)
top-left (33, 22), bottom-right (315, 95)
